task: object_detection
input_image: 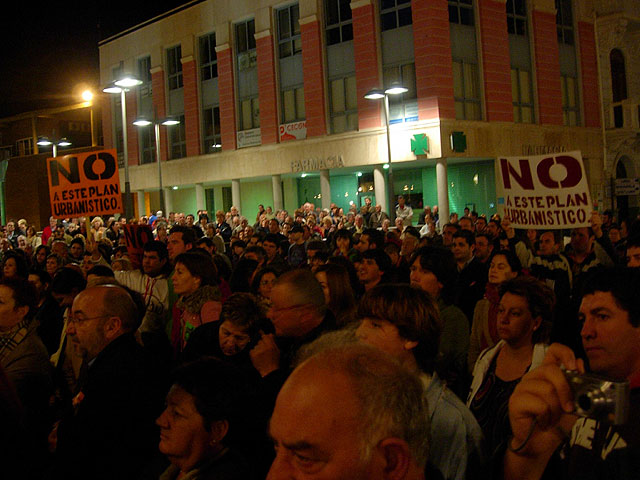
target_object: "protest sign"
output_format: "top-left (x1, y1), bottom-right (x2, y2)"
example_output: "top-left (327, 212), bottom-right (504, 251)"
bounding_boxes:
top-left (497, 150), bottom-right (592, 229)
top-left (47, 149), bottom-right (122, 218)
top-left (123, 223), bottom-right (154, 270)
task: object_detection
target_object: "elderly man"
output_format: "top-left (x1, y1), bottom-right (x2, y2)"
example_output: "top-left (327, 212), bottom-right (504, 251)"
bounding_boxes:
top-left (505, 267), bottom-right (640, 479)
top-left (369, 204), bottom-right (390, 229)
top-left (51, 285), bottom-right (163, 480)
top-left (396, 195), bottom-right (414, 227)
top-left (268, 344), bottom-right (429, 480)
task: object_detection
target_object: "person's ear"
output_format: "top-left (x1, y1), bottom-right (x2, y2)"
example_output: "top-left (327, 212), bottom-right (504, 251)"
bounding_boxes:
top-left (103, 316), bottom-right (123, 338)
top-left (376, 437), bottom-right (411, 480)
top-left (209, 420), bottom-right (229, 445)
top-left (403, 339), bottom-right (419, 351)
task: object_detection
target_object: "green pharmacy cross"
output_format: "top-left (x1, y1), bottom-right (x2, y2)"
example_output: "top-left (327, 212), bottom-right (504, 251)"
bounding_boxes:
top-left (411, 133), bottom-right (429, 156)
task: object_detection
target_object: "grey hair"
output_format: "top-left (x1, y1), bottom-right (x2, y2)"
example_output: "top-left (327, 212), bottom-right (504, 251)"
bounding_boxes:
top-left (294, 327), bottom-right (358, 366)
top-left (300, 344), bottom-right (430, 468)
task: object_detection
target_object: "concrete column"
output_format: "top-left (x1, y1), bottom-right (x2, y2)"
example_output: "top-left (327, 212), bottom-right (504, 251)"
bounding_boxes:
top-left (320, 169), bottom-right (331, 210)
top-left (436, 158), bottom-right (449, 229)
top-left (373, 166), bottom-right (387, 213)
top-left (164, 187), bottom-right (174, 214)
top-left (231, 179), bottom-right (241, 214)
top-left (195, 183), bottom-right (205, 212)
top-left (136, 191), bottom-right (146, 217)
top-left (272, 174), bottom-right (283, 212)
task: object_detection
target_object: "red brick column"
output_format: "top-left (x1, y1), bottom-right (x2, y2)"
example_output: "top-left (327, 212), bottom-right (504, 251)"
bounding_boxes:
top-left (478, 0), bottom-right (513, 122)
top-left (412, 0), bottom-right (456, 120)
top-left (532, 8), bottom-right (562, 124)
top-left (182, 57), bottom-right (201, 156)
top-left (300, 16), bottom-right (327, 137)
top-left (257, 32), bottom-right (278, 144)
top-left (217, 45), bottom-right (237, 150)
top-left (578, 21), bottom-right (600, 128)
top-left (102, 99), bottom-right (113, 149)
top-left (125, 90), bottom-right (139, 165)
top-left (151, 68), bottom-right (169, 161)
top-left (352, 1), bottom-right (382, 129)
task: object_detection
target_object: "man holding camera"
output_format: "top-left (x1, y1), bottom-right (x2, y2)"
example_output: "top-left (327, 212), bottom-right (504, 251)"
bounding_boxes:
top-left (504, 267), bottom-right (640, 479)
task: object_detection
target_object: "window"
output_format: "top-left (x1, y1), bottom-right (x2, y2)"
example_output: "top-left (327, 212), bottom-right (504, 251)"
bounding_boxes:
top-left (203, 106), bottom-right (222, 153)
top-left (448, 0), bottom-right (474, 26)
top-left (555, 0), bottom-right (574, 45)
top-left (169, 115), bottom-right (186, 159)
top-left (137, 56), bottom-right (152, 98)
top-left (511, 67), bottom-right (534, 123)
top-left (610, 49), bottom-right (627, 103)
top-left (140, 126), bottom-right (155, 164)
top-left (16, 138), bottom-right (33, 156)
top-left (381, 0), bottom-right (412, 31)
top-left (199, 33), bottom-right (218, 81)
top-left (240, 97), bottom-right (260, 130)
top-left (453, 60), bottom-right (481, 120)
top-left (282, 87), bottom-right (305, 123)
top-left (330, 75), bottom-right (358, 133)
top-left (506, 0), bottom-right (527, 36)
top-left (277, 4), bottom-right (301, 58)
top-left (326, 0), bottom-right (353, 45)
top-left (560, 75), bottom-right (579, 126)
top-left (383, 63), bottom-right (418, 123)
top-left (167, 46), bottom-right (183, 90)
top-left (236, 19), bottom-right (256, 54)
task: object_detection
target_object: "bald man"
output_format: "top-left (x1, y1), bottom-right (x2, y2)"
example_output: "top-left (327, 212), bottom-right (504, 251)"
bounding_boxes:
top-left (52, 285), bottom-right (164, 480)
top-left (268, 345), bottom-right (428, 480)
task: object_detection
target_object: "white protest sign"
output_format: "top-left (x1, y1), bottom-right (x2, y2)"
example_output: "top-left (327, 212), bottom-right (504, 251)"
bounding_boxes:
top-left (497, 150), bottom-right (592, 229)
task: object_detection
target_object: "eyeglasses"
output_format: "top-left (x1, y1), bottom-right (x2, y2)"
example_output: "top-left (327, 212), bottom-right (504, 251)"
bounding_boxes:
top-left (68, 314), bottom-right (109, 325)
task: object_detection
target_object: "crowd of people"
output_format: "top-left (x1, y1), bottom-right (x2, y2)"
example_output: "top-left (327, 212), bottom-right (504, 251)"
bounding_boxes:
top-left (1, 197), bottom-right (640, 480)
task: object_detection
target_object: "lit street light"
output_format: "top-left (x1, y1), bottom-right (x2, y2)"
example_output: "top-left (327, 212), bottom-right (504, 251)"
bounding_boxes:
top-left (103, 75), bottom-right (143, 220)
top-left (364, 83), bottom-right (407, 221)
top-left (37, 136), bottom-right (72, 157)
top-left (133, 116), bottom-right (181, 214)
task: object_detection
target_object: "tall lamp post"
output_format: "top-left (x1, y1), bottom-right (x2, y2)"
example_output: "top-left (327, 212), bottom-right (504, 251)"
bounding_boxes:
top-left (37, 136), bottom-right (72, 157)
top-left (364, 83), bottom-right (408, 222)
top-left (133, 116), bottom-right (180, 214)
top-left (103, 75), bottom-right (143, 220)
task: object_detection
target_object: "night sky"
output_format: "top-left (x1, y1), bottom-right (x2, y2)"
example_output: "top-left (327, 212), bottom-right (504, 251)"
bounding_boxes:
top-left (0, 1), bottom-right (188, 118)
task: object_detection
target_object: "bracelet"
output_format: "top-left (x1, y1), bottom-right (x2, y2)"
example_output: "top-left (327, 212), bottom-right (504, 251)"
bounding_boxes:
top-left (507, 418), bottom-right (538, 453)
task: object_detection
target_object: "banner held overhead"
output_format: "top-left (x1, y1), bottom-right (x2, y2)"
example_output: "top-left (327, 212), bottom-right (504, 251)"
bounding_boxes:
top-left (47, 149), bottom-right (123, 218)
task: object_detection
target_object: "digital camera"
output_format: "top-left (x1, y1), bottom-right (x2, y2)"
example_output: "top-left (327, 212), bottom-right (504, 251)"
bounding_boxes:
top-left (563, 370), bottom-right (629, 425)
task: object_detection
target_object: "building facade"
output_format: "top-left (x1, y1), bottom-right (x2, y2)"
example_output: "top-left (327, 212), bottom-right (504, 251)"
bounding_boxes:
top-left (99, 0), bottom-right (605, 223)
top-left (594, 0), bottom-right (640, 221)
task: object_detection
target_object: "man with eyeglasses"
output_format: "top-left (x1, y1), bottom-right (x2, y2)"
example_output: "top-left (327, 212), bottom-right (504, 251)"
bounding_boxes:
top-left (50, 284), bottom-right (163, 480)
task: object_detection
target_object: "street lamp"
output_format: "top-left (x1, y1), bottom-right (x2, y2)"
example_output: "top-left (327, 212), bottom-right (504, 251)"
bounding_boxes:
top-left (364, 82), bottom-right (408, 222)
top-left (133, 116), bottom-right (181, 214)
top-left (37, 136), bottom-right (72, 157)
top-left (103, 75), bottom-right (143, 220)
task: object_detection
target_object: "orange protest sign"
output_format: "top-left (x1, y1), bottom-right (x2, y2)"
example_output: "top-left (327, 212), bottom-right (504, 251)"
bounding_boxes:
top-left (47, 149), bottom-right (123, 218)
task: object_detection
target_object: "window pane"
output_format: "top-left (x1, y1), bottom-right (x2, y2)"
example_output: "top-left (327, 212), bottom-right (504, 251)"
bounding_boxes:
top-left (342, 23), bottom-right (353, 41)
top-left (252, 98), bottom-right (260, 127)
top-left (566, 77), bottom-right (576, 106)
top-left (296, 87), bottom-right (305, 118)
top-left (561, 78), bottom-right (568, 104)
top-left (283, 89), bottom-right (296, 123)
top-left (449, 6), bottom-right (459, 24)
top-left (333, 115), bottom-right (346, 133)
top-left (452, 62), bottom-right (464, 97)
top-left (381, 12), bottom-right (396, 31)
top-left (339, 0), bottom-right (352, 21)
top-left (519, 70), bottom-right (531, 102)
top-left (331, 79), bottom-right (346, 112)
top-left (402, 63), bottom-right (417, 98)
top-left (237, 23), bottom-right (247, 52)
top-left (242, 99), bottom-right (252, 129)
top-left (455, 101), bottom-right (465, 119)
top-left (327, 28), bottom-right (341, 45)
top-left (326, 0), bottom-right (339, 26)
top-left (381, 0), bottom-right (395, 9)
top-left (279, 9), bottom-right (290, 40)
top-left (521, 106), bottom-right (533, 123)
top-left (460, 7), bottom-right (474, 26)
top-left (280, 42), bottom-right (292, 58)
top-left (398, 7), bottom-right (412, 27)
top-left (292, 5), bottom-right (300, 35)
top-left (463, 63), bottom-right (477, 97)
top-left (345, 76), bottom-right (357, 110)
top-left (511, 69), bottom-right (519, 100)
top-left (248, 20), bottom-right (256, 49)
top-left (347, 113), bottom-right (358, 131)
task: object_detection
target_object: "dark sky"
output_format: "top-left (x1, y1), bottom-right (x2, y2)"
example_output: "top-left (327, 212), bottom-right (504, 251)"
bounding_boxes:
top-left (0, 1), bottom-right (188, 118)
